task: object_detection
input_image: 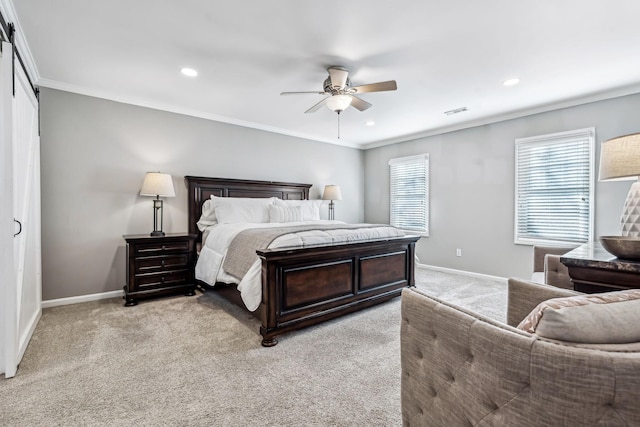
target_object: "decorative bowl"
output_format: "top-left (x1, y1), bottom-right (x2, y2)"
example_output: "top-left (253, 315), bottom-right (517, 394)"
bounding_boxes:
top-left (599, 236), bottom-right (640, 261)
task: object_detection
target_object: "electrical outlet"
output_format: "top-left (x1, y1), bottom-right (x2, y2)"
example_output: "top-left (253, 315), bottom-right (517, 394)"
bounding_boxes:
top-left (456, 249), bottom-right (462, 257)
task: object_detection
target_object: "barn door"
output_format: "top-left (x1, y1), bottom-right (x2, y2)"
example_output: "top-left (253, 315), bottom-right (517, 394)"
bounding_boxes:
top-left (0, 41), bottom-right (11, 378)
top-left (1, 43), bottom-right (42, 379)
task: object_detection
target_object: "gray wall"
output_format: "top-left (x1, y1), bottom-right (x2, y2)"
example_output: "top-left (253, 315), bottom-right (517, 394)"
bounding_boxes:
top-left (40, 88), bottom-right (364, 300)
top-left (364, 93), bottom-right (639, 279)
top-left (41, 87), bottom-right (639, 300)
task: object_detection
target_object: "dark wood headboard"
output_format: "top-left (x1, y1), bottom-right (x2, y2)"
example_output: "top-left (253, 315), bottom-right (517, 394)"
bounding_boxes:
top-left (184, 176), bottom-right (312, 242)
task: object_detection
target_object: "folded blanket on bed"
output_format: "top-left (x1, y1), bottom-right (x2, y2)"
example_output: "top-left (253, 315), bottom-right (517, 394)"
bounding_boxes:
top-left (222, 223), bottom-right (403, 279)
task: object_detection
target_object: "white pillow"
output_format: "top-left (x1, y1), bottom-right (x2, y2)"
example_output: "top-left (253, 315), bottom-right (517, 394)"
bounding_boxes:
top-left (269, 205), bottom-right (303, 223)
top-left (196, 199), bottom-right (216, 231)
top-left (274, 199), bottom-right (322, 221)
top-left (212, 196), bottom-right (274, 224)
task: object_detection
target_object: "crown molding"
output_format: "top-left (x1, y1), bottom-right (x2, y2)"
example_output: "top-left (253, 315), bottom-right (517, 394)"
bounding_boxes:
top-left (0, 0), bottom-right (39, 83)
top-left (39, 75), bottom-right (640, 152)
top-left (32, 76), bottom-right (640, 152)
top-left (362, 83), bottom-right (640, 150)
top-left (37, 78), bottom-right (365, 150)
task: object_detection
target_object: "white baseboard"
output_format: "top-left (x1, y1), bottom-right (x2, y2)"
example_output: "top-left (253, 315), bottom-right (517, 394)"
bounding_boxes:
top-left (417, 263), bottom-right (508, 284)
top-left (42, 290), bottom-right (124, 309)
top-left (41, 264), bottom-right (502, 308)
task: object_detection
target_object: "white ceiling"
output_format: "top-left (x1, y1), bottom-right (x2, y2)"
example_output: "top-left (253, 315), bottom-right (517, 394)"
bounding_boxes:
top-left (6, 0), bottom-right (640, 149)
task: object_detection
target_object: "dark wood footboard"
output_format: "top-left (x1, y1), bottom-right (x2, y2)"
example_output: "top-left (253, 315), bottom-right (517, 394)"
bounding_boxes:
top-left (257, 235), bottom-right (419, 346)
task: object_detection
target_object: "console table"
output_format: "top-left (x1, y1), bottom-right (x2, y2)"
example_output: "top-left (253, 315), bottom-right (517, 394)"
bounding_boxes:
top-left (560, 241), bottom-right (640, 293)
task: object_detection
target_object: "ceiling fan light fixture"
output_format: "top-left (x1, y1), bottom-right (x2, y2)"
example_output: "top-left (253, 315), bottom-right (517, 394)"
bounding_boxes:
top-left (326, 94), bottom-right (352, 113)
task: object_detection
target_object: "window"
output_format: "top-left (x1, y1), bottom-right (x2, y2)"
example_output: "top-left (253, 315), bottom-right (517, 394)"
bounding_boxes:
top-left (515, 128), bottom-right (595, 245)
top-left (389, 154), bottom-right (429, 235)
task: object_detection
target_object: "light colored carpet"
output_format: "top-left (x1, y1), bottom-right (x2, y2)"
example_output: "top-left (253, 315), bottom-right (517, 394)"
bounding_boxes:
top-left (0, 267), bottom-right (506, 426)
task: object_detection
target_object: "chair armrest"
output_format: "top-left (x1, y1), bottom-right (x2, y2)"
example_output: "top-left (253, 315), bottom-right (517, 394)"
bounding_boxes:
top-left (506, 278), bottom-right (579, 327)
top-left (532, 245), bottom-right (577, 273)
top-left (544, 254), bottom-right (572, 289)
top-left (533, 246), bottom-right (547, 273)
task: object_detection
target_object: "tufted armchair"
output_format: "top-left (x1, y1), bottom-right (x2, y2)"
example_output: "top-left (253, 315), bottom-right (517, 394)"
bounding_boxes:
top-left (400, 279), bottom-right (640, 426)
top-left (531, 245), bottom-right (577, 289)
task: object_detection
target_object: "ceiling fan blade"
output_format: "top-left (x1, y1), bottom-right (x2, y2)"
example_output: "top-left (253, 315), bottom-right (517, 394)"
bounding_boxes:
top-left (328, 67), bottom-right (349, 89)
top-left (350, 95), bottom-right (372, 112)
top-left (305, 97), bottom-right (329, 113)
top-left (351, 80), bottom-right (397, 94)
top-left (281, 91), bottom-right (327, 95)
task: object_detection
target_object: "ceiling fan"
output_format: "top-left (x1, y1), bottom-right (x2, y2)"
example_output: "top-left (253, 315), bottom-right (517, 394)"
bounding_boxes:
top-left (281, 66), bottom-right (397, 114)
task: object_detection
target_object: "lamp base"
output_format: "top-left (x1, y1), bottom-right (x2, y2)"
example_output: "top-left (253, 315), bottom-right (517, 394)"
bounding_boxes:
top-left (621, 181), bottom-right (640, 237)
top-left (150, 230), bottom-right (165, 237)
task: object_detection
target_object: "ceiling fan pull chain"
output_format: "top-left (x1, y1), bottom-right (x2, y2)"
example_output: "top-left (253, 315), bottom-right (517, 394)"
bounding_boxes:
top-left (337, 112), bottom-right (341, 139)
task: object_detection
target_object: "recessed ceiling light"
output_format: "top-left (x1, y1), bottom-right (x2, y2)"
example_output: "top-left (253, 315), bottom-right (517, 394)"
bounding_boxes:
top-left (181, 68), bottom-right (198, 77)
top-left (503, 78), bottom-right (520, 86)
top-left (365, 121), bottom-right (375, 126)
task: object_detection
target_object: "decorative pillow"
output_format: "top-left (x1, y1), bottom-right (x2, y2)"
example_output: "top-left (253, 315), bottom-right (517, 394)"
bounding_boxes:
top-left (269, 205), bottom-right (303, 223)
top-left (517, 289), bottom-right (640, 343)
top-left (211, 195), bottom-right (274, 224)
top-left (274, 199), bottom-right (322, 221)
top-left (196, 199), bottom-right (216, 231)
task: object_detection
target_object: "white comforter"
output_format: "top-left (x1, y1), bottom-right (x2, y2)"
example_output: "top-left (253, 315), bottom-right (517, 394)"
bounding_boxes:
top-left (195, 221), bottom-right (404, 311)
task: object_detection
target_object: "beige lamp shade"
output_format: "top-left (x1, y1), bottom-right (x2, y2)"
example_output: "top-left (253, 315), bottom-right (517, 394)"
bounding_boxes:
top-left (322, 185), bottom-right (342, 201)
top-left (599, 133), bottom-right (640, 181)
top-left (140, 172), bottom-right (175, 197)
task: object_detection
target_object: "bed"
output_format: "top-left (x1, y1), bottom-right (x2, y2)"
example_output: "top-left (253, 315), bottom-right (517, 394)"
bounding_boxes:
top-left (185, 176), bottom-right (419, 346)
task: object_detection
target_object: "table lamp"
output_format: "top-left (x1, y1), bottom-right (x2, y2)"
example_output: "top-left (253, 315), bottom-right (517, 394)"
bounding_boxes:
top-left (599, 133), bottom-right (640, 237)
top-left (140, 172), bottom-right (175, 236)
top-left (322, 185), bottom-right (342, 220)
top-left (598, 133), bottom-right (640, 259)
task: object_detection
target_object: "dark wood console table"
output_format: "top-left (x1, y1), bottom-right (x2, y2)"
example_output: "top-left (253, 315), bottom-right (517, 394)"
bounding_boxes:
top-left (560, 242), bottom-right (640, 293)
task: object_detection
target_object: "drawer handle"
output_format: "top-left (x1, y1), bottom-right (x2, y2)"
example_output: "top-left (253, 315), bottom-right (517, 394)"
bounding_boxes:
top-left (161, 260), bottom-right (165, 267)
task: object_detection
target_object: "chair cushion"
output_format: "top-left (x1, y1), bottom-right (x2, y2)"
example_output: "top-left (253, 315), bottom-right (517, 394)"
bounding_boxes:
top-left (517, 289), bottom-right (640, 343)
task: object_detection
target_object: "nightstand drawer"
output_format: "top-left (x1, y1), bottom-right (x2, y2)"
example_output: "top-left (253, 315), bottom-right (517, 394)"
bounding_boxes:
top-left (135, 254), bottom-right (189, 273)
top-left (134, 241), bottom-right (191, 256)
top-left (135, 270), bottom-right (190, 290)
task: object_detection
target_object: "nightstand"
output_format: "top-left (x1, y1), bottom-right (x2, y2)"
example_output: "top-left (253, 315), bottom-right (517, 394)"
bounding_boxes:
top-left (123, 233), bottom-right (197, 306)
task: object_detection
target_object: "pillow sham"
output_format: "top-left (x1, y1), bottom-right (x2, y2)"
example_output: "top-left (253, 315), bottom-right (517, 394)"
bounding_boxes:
top-left (212, 195), bottom-right (274, 224)
top-left (274, 199), bottom-right (322, 221)
top-left (196, 199), bottom-right (216, 231)
top-left (517, 289), bottom-right (640, 344)
top-left (269, 205), bottom-right (303, 223)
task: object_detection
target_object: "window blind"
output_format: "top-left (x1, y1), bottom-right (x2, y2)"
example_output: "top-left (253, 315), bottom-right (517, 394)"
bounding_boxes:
top-left (389, 154), bottom-right (429, 234)
top-left (515, 128), bottom-right (594, 244)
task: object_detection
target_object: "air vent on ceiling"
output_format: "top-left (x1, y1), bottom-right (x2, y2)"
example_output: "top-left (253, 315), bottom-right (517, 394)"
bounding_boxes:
top-left (444, 107), bottom-right (468, 116)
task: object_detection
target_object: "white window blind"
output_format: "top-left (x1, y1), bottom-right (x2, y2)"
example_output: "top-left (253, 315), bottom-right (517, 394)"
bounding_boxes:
top-left (389, 154), bottom-right (429, 235)
top-left (515, 128), bottom-right (594, 245)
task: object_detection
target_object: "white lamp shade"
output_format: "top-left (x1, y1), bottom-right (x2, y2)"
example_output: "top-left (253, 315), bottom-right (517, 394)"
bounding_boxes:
top-left (322, 185), bottom-right (342, 201)
top-left (326, 95), bottom-right (352, 112)
top-left (599, 133), bottom-right (640, 181)
top-left (140, 172), bottom-right (175, 197)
